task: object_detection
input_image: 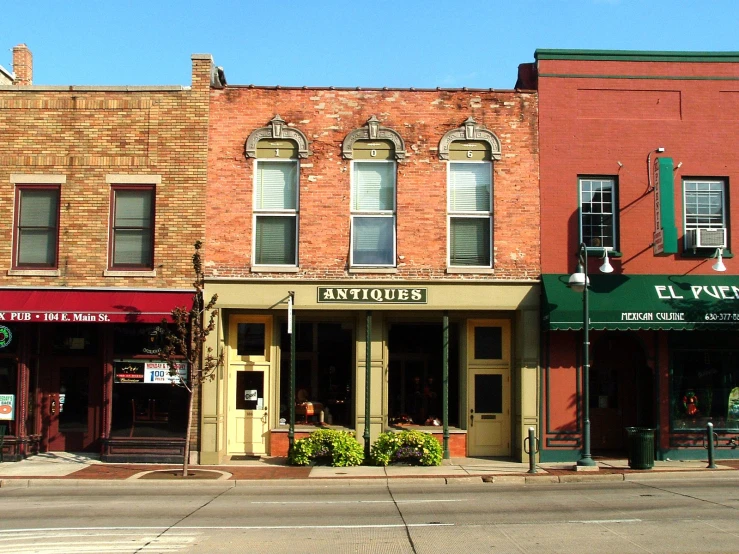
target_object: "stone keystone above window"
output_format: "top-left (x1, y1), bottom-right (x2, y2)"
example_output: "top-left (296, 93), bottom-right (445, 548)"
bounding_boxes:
top-left (342, 115), bottom-right (407, 161)
top-left (438, 117), bottom-right (502, 161)
top-left (244, 115), bottom-right (311, 159)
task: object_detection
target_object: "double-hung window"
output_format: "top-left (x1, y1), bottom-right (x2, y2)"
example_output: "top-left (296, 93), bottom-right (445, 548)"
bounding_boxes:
top-left (110, 186), bottom-right (154, 269)
top-left (351, 158), bottom-right (396, 266)
top-left (684, 179), bottom-right (725, 231)
top-left (448, 161), bottom-right (492, 267)
top-left (253, 142), bottom-right (299, 266)
top-left (579, 177), bottom-right (617, 250)
top-left (14, 186), bottom-right (60, 268)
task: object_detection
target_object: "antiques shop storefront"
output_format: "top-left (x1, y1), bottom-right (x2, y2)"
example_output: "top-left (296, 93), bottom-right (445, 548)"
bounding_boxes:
top-left (0, 288), bottom-right (192, 463)
top-left (198, 280), bottom-right (540, 465)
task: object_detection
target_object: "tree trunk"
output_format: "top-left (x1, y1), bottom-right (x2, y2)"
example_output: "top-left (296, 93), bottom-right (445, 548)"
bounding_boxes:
top-left (182, 387), bottom-right (194, 477)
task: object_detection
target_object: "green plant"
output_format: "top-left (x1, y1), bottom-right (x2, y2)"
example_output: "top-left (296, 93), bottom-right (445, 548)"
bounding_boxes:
top-left (370, 429), bottom-right (443, 466)
top-left (288, 429), bottom-right (364, 467)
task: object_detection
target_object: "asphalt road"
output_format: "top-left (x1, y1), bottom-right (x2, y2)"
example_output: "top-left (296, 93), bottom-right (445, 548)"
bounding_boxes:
top-left (2, 478), bottom-right (739, 553)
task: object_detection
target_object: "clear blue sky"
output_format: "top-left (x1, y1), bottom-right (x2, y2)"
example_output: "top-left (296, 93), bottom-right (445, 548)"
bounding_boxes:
top-left (4, 0), bottom-right (739, 89)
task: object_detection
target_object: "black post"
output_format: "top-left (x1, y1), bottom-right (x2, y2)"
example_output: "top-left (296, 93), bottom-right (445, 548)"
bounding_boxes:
top-left (364, 311), bottom-right (372, 459)
top-left (288, 292), bottom-right (296, 451)
top-left (442, 311), bottom-right (450, 460)
top-left (577, 243), bottom-right (595, 467)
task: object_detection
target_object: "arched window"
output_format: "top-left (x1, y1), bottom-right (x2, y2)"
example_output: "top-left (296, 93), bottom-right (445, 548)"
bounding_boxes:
top-left (343, 116), bottom-right (405, 267)
top-left (245, 116), bottom-right (310, 267)
top-left (439, 118), bottom-right (500, 269)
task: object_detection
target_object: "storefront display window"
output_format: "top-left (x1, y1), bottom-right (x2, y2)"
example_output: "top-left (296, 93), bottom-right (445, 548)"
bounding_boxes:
top-left (671, 332), bottom-right (739, 431)
top-left (279, 322), bottom-right (354, 427)
top-left (388, 323), bottom-right (459, 427)
top-left (109, 325), bottom-right (188, 438)
top-left (0, 358), bottom-right (17, 435)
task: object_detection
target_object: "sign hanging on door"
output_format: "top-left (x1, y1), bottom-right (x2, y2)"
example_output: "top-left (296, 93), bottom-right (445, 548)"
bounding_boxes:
top-left (0, 394), bottom-right (14, 420)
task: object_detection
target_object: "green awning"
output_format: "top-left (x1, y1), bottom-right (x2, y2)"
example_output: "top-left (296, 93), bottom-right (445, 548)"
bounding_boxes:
top-left (542, 274), bottom-right (739, 331)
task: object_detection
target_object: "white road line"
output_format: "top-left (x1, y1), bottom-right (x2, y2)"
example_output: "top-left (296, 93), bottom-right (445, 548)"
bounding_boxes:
top-left (250, 499), bottom-right (463, 504)
top-left (569, 519), bottom-right (642, 524)
top-left (0, 523), bottom-right (453, 533)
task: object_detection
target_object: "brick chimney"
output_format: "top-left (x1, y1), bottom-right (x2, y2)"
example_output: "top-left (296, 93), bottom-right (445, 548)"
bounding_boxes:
top-left (12, 44), bottom-right (33, 85)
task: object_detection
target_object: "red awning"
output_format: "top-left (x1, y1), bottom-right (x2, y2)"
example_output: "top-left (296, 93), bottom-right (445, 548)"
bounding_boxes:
top-left (0, 289), bottom-right (194, 324)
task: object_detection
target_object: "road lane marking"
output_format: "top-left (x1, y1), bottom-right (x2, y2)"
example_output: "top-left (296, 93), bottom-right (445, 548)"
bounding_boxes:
top-left (0, 523), bottom-right (453, 533)
top-left (569, 519), bottom-right (642, 524)
top-left (249, 499), bottom-right (463, 504)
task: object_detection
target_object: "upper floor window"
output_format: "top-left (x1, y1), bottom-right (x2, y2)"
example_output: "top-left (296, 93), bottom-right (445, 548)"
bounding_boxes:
top-left (110, 186), bottom-right (154, 269)
top-left (439, 118), bottom-right (501, 269)
top-left (448, 152), bottom-right (492, 267)
top-left (683, 179), bottom-right (728, 251)
top-left (14, 185), bottom-right (60, 268)
top-left (245, 116), bottom-right (311, 269)
top-left (351, 146), bottom-right (396, 266)
top-left (579, 176), bottom-right (617, 250)
top-left (343, 116), bottom-right (406, 269)
top-left (253, 140), bottom-right (299, 266)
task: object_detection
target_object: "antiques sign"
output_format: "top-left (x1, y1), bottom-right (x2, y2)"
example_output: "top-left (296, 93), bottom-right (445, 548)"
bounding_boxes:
top-left (317, 287), bottom-right (427, 304)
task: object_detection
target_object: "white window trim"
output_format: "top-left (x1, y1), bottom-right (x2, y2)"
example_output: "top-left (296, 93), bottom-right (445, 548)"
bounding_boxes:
top-left (251, 158), bottom-right (300, 268)
top-left (446, 160), bottom-right (493, 269)
top-left (349, 159), bottom-right (397, 267)
top-left (578, 176), bottom-right (617, 252)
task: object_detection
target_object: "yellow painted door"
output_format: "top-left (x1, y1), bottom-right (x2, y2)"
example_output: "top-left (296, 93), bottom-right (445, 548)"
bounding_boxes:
top-left (227, 315), bottom-right (272, 456)
top-left (228, 365), bottom-right (269, 455)
top-left (468, 367), bottom-right (510, 456)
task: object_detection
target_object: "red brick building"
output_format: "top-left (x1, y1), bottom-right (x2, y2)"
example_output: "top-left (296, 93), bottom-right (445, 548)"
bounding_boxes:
top-left (0, 45), bottom-right (212, 462)
top-left (537, 50), bottom-right (739, 462)
top-left (200, 83), bottom-right (541, 463)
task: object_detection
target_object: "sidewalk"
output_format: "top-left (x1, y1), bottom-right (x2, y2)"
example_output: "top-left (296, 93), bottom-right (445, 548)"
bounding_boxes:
top-left (3, 453), bottom-right (739, 486)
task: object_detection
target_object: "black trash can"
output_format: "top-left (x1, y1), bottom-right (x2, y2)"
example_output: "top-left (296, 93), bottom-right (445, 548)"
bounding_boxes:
top-left (625, 427), bottom-right (655, 470)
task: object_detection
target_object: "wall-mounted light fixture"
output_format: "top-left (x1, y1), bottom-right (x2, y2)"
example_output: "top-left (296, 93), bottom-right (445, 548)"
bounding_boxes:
top-left (617, 161), bottom-right (623, 168)
top-left (676, 162), bottom-right (683, 170)
top-left (599, 249), bottom-right (614, 273)
top-left (712, 248), bottom-right (727, 272)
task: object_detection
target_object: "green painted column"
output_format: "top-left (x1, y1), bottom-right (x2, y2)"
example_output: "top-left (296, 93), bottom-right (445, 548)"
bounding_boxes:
top-left (443, 311), bottom-right (450, 459)
top-left (364, 311), bottom-right (372, 459)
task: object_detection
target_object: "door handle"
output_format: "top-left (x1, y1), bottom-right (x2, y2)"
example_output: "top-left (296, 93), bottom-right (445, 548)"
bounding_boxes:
top-left (261, 409), bottom-right (268, 424)
top-left (51, 399), bottom-right (57, 415)
top-left (469, 410), bottom-right (474, 428)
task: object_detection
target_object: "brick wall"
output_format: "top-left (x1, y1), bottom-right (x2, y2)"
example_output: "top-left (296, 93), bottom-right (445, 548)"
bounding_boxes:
top-left (0, 55), bottom-right (212, 289)
top-left (538, 57), bottom-right (739, 275)
top-left (207, 87), bottom-right (540, 280)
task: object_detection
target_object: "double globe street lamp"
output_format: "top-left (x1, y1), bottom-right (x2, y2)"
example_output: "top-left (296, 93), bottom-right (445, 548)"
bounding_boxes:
top-left (568, 243), bottom-right (613, 467)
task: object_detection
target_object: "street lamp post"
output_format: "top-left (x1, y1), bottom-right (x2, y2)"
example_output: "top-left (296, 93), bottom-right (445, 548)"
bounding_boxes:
top-left (568, 242), bottom-right (596, 467)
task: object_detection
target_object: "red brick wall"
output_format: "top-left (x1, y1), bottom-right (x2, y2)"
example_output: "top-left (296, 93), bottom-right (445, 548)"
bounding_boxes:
top-left (207, 88), bottom-right (539, 280)
top-left (538, 58), bottom-right (739, 275)
top-left (0, 56), bottom-right (211, 289)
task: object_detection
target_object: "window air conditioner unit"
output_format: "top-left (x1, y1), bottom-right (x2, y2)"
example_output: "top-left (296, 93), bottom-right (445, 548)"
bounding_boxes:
top-left (685, 228), bottom-right (727, 250)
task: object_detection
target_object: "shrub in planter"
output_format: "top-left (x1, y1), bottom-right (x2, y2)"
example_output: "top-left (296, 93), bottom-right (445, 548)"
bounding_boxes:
top-left (370, 429), bottom-right (443, 466)
top-left (288, 428), bottom-right (364, 467)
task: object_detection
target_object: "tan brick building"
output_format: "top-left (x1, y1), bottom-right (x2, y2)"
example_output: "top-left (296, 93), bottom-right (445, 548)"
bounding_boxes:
top-left (202, 81), bottom-right (541, 462)
top-left (0, 45), bottom-right (213, 462)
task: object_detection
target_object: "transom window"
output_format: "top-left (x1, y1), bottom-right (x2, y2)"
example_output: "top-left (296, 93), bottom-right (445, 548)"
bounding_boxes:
top-left (579, 177), bottom-right (617, 250)
top-left (110, 186), bottom-right (154, 269)
top-left (683, 179), bottom-right (725, 230)
top-left (350, 140), bottom-right (396, 267)
top-left (14, 186), bottom-right (60, 268)
top-left (253, 139), bottom-right (299, 266)
top-left (448, 143), bottom-right (493, 267)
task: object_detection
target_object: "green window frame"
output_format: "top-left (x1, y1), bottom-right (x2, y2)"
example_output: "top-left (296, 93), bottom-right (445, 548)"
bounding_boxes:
top-left (448, 161), bottom-right (492, 267)
top-left (14, 186), bottom-right (60, 268)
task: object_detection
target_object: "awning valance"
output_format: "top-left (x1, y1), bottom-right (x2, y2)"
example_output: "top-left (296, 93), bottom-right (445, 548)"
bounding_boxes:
top-left (0, 289), bottom-right (193, 324)
top-left (542, 274), bottom-right (739, 331)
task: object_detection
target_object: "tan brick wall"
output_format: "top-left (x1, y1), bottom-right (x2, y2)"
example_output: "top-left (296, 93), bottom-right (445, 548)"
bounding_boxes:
top-left (207, 88), bottom-right (540, 280)
top-left (0, 56), bottom-right (212, 289)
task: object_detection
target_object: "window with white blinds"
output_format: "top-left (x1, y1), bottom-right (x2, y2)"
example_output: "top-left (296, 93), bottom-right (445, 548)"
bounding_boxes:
top-left (111, 187), bottom-right (154, 268)
top-left (15, 187), bottom-right (60, 268)
top-left (351, 161), bottom-right (396, 266)
top-left (254, 160), bottom-right (298, 266)
top-left (448, 162), bottom-right (492, 267)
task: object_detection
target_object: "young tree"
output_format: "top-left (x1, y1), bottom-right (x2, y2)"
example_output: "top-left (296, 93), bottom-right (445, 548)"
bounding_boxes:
top-left (159, 241), bottom-right (222, 477)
